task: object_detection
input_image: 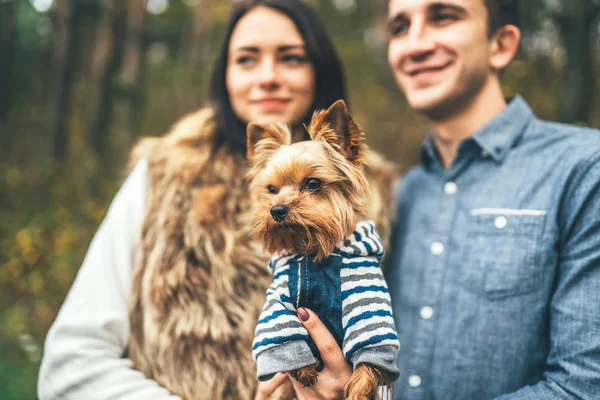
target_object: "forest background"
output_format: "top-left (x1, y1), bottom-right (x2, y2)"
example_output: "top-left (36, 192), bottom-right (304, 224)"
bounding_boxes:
top-left (1, 1), bottom-right (599, 398)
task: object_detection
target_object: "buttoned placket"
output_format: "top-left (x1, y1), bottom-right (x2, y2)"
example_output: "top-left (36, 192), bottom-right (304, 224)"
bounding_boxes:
top-left (403, 157), bottom-right (467, 399)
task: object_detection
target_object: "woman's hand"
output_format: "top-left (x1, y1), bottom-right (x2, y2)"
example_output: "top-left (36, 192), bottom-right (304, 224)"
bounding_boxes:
top-left (254, 307), bottom-right (352, 400)
top-left (289, 307), bottom-right (352, 400)
top-left (255, 372), bottom-right (291, 400)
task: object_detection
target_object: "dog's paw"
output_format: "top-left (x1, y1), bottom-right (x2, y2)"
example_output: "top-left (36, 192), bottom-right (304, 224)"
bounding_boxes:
top-left (344, 363), bottom-right (391, 400)
top-left (289, 364), bottom-right (318, 387)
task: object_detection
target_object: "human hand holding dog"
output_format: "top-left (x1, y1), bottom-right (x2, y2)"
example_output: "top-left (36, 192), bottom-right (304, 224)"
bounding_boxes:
top-left (250, 101), bottom-right (398, 399)
top-left (254, 307), bottom-right (351, 400)
top-left (291, 307), bottom-right (352, 400)
top-left (254, 372), bottom-right (291, 400)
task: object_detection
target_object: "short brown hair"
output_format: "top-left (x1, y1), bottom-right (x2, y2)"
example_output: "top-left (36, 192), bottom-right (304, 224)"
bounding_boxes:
top-left (484, 0), bottom-right (520, 36)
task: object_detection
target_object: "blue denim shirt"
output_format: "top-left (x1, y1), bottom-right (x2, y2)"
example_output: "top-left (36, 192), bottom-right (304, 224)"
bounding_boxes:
top-left (387, 96), bottom-right (600, 399)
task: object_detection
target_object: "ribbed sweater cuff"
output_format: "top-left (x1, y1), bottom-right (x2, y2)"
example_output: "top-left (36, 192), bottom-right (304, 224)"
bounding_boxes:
top-left (256, 340), bottom-right (316, 382)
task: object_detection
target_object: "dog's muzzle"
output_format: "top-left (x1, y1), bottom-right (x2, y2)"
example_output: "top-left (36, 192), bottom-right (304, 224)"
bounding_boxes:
top-left (270, 205), bottom-right (289, 222)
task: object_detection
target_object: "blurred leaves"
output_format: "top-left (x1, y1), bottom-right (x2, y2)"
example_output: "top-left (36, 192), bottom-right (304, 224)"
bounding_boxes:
top-left (0, 335), bottom-right (41, 400)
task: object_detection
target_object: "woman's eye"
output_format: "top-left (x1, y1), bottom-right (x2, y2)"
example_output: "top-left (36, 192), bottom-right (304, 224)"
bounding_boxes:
top-left (267, 185), bottom-right (278, 194)
top-left (303, 178), bottom-right (322, 192)
top-left (389, 21), bottom-right (409, 36)
top-left (281, 54), bottom-right (308, 64)
top-left (236, 55), bottom-right (256, 66)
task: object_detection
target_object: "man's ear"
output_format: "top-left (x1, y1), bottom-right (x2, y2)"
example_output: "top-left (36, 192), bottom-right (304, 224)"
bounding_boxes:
top-left (246, 123), bottom-right (291, 163)
top-left (489, 24), bottom-right (521, 71)
top-left (308, 100), bottom-right (366, 163)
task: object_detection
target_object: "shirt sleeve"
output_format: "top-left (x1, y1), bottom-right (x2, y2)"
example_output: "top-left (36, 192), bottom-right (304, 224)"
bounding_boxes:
top-left (252, 258), bottom-right (313, 381)
top-left (340, 255), bottom-right (399, 380)
top-left (37, 160), bottom-right (183, 400)
top-left (494, 154), bottom-right (600, 400)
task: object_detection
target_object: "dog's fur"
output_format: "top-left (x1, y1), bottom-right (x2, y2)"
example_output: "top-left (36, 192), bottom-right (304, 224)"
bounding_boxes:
top-left (247, 104), bottom-right (369, 262)
top-left (126, 107), bottom-right (396, 399)
top-left (247, 100), bottom-right (394, 399)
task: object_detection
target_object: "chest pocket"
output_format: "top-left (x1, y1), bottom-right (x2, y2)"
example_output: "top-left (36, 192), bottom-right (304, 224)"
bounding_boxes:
top-left (460, 211), bottom-right (546, 300)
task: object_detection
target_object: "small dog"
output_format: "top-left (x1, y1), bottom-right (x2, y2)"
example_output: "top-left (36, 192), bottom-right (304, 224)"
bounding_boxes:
top-left (246, 100), bottom-right (399, 399)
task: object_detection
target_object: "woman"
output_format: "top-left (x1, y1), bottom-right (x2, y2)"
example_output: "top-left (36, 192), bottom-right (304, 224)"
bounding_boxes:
top-left (37, 1), bottom-right (396, 399)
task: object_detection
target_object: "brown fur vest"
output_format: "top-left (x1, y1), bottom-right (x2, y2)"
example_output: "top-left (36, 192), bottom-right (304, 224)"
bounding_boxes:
top-left (127, 108), bottom-right (396, 399)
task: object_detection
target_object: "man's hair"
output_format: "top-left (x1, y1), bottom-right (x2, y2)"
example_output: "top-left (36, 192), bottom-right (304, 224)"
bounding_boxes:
top-left (484, 0), bottom-right (520, 36)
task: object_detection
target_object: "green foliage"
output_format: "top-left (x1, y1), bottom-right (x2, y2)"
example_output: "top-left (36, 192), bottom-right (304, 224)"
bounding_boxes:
top-left (0, 336), bottom-right (40, 400)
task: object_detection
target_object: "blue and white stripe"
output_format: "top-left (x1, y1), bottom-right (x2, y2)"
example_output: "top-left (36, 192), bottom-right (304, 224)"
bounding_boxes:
top-left (338, 221), bottom-right (399, 360)
top-left (252, 254), bottom-right (307, 358)
top-left (252, 220), bottom-right (399, 363)
top-left (335, 220), bottom-right (385, 261)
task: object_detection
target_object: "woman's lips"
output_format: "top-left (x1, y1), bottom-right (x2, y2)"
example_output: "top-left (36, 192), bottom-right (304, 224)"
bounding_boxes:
top-left (252, 98), bottom-right (291, 111)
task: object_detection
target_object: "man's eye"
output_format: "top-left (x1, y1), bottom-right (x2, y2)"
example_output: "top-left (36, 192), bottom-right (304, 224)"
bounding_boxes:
top-left (432, 12), bottom-right (457, 24)
top-left (303, 178), bottom-right (322, 192)
top-left (267, 185), bottom-right (278, 194)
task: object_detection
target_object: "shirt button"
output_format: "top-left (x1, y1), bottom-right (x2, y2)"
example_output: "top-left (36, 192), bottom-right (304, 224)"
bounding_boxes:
top-left (495, 216), bottom-right (508, 229)
top-left (430, 241), bottom-right (444, 255)
top-left (444, 181), bottom-right (457, 195)
top-left (420, 306), bottom-right (434, 320)
top-left (408, 374), bottom-right (422, 388)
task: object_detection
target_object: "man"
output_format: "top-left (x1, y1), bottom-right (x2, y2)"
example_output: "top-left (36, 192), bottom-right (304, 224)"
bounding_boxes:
top-left (256, 1), bottom-right (600, 399)
top-left (386, 0), bottom-right (600, 399)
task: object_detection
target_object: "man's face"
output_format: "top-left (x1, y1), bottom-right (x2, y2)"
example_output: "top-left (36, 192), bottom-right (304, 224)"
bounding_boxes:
top-left (387, 0), bottom-right (495, 118)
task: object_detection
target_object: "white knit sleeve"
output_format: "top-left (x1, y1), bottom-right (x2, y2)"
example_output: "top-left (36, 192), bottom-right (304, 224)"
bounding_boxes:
top-left (38, 160), bottom-right (182, 400)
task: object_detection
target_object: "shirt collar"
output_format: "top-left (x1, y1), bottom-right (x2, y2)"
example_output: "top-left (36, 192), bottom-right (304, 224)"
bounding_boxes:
top-left (420, 135), bottom-right (438, 169)
top-left (471, 95), bottom-right (534, 162)
top-left (269, 221), bottom-right (384, 268)
top-left (420, 96), bottom-right (534, 168)
top-left (334, 220), bottom-right (384, 261)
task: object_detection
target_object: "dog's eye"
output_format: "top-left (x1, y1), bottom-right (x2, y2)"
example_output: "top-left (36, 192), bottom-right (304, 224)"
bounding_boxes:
top-left (267, 185), bottom-right (278, 194)
top-left (304, 178), bottom-right (322, 192)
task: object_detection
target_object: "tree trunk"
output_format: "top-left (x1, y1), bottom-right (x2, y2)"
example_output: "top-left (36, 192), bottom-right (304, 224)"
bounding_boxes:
top-left (187, 0), bottom-right (213, 66)
top-left (0, 0), bottom-right (17, 123)
top-left (87, 0), bottom-right (126, 158)
top-left (49, 0), bottom-right (82, 162)
top-left (555, 1), bottom-right (599, 124)
top-left (119, 0), bottom-right (147, 144)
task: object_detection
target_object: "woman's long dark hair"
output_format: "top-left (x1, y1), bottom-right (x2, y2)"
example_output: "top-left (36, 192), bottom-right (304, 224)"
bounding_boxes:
top-left (208, 0), bottom-right (348, 155)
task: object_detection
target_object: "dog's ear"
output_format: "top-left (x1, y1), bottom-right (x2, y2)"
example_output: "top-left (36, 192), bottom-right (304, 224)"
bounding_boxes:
top-left (247, 123), bottom-right (267, 162)
top-left (246, 123), bottom-right (291, 163)
top-left (308, 100), bottom-right (366, 164)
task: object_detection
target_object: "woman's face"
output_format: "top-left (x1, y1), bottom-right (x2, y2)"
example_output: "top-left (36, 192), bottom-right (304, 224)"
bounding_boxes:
top-left (226, 6), bottom-right (316, 126)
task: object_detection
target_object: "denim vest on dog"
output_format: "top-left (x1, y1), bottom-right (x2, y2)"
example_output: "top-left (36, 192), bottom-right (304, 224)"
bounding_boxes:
top-left (252, 220), bottom-right (400, 382)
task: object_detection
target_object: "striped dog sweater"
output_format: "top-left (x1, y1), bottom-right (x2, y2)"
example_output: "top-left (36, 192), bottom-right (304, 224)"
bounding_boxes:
top-left (252, 220), bottom-right (400, 382)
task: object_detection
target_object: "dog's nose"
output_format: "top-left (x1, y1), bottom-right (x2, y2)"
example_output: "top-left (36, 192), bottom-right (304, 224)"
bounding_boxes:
top-left (270, 205), bottom-right (289, 222)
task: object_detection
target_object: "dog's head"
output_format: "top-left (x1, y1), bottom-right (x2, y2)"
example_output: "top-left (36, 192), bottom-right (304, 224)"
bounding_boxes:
top-left (246, 100), bottom-right (369, 261)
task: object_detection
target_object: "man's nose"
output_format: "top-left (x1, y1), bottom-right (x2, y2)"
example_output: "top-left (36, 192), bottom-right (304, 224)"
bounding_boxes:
top-left (405, 22), bottom-right (436, 59)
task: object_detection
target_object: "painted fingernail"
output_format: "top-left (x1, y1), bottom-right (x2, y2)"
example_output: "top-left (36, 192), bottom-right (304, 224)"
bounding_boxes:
top-left (297, 307), bottom-right (310, 321)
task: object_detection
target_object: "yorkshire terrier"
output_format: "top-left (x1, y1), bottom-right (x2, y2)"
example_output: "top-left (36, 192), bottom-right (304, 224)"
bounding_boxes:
top-left (246, 100), bottom-right (399, 400)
